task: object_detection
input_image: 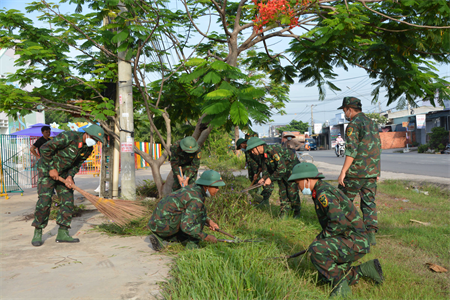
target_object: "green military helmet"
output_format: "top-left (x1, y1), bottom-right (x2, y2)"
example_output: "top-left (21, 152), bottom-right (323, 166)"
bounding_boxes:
top-left (180, 136), bottom-right (199, 153)
top-left (236, 138), bottom-right (247, 149)
top-left (337, 96), bottom-right (362, 110)
top-left (195, 170), bottom-right (226, 187)
top-left (288, 162), bottom-right (325, 181)
top-left (246, 137), bottom-right (266, 151)
top-left (84, 124), bottom-right (105, 143)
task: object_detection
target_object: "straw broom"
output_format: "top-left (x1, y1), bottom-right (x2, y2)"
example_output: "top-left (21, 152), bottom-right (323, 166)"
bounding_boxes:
top-left (58, 177), bottom-right (147, 227)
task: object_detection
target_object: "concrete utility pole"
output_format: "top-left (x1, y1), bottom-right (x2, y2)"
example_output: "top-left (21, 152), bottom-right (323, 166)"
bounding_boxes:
top-left (118, 2), bottom-right (136, 200)
top-left (311, 105), bottom-right (315, 129)
top-left (378, 102), bottom-right (382, 113)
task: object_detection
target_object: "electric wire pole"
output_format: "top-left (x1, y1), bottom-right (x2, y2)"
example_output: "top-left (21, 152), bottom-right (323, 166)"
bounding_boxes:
top-left (118, 2), bottom-right (136, 200)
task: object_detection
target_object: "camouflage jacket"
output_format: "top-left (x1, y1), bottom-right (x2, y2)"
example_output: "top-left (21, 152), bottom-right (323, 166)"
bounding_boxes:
top-left (261, 144), bottom-right (299, 181)
top-left (148, 184), bottom-right (210, 240)
top-left (345, 113), bottom-right (381, 178)
top-left (245, 151), bottom-right (262, 180)
top-left (39, 131), bottom-right (93, 178)
top-left (312, 180), bottom-right (369, 252)
top-left (170, 141), bottom-right (201, 178)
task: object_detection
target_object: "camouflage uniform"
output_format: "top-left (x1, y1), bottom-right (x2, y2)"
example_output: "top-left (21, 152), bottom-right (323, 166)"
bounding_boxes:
top-left (32, 131), bottom-right (93, 229)
top-left (310, 180), bottom-right (370, 286)
top-left (245, 151), bottom-right (274, 204)
top-left (260, 144), bottom-right (300, 214)
top-left (170, 140), bottom-right (201, 192)
top-left (148, 184), bottom-right (210, 245)
top-left (339, 111), bottom-right (381, 233)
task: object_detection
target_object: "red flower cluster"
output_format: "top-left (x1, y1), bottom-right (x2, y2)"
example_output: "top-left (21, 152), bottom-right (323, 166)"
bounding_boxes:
top-left (252, 0), bottom-right (309, 32)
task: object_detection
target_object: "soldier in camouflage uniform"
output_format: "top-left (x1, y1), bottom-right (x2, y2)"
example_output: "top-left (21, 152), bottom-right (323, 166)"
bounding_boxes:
top-left (288, 163), bottom-right (384, 298)
top-left (236, 138), bottom-right (274, 207)
top-left (31, 124), bottom-right (105, 247)
top-left (148, 170), bottom-right (225, 250)
top-left (170, 136), bottom-right (202, 192)
top-left (246, 137), bottom-right (301, 218)
top-left (337, 97), bottom-right (382, 246)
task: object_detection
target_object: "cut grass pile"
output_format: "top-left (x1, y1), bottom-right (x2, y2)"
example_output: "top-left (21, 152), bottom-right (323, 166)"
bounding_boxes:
top-left (97, 176), bottom-right (450, 299)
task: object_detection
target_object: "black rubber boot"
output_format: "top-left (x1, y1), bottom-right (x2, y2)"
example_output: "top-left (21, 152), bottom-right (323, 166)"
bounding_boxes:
top-left (31, 228), bottom-right (43, 247)
top-left (149, 234), bottom-right (163, 251)
top-left (358, 259), bottom-right (384, 284)
top-left (55, 227), bottom-right (80, 243)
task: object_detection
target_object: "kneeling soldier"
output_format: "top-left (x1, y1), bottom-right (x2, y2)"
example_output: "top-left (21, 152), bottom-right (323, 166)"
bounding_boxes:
top-left (147, 170), bottom-right (224, 250)
top-left (288, 163), bottom-right (384, 298)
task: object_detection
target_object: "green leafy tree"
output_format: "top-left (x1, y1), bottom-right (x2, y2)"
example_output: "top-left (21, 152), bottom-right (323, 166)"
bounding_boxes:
top-left (365, 112), bottom-right (389, 126)
top-left (277, 120), bottom-right (309, 134)
top-left (178, 0), bottom-right (449, 106)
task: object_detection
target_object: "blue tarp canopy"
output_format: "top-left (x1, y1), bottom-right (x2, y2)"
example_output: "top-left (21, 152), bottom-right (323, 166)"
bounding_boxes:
top-left (10, 123), bottom-right (65, 137)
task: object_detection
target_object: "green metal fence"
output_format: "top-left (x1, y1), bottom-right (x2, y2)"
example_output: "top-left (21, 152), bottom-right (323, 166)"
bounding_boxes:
top-left (0, 134), bottom-right (35, 194)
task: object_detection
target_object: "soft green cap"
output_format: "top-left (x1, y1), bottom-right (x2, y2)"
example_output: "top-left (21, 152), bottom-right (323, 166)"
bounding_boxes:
top-left (195, 170), bottom-right (226, 187)
top-left (246, 137), bottom-right (266, 151)
top-left (236, 138), bottom-right (247, 148)
top-left (288, 163), bottom-right (325, 181)
top-left (180, 136), bottom-right (199, 153)
top-left (337, 97), bottom-right (362, 110)
top-left (84, 124), bottom-right (105, 143)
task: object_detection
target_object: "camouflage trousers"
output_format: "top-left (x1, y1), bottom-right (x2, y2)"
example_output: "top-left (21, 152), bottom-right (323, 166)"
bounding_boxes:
top-left (172, 171), bottom-right (198, 192)
top-left (32, 175), bottom-right (75, 229)
top-left (309, 236), bottom-right (368, 286)
top-left (278, 177), bottom-right (301, 214)
top-left (339, 178), bottom-right (378, 232)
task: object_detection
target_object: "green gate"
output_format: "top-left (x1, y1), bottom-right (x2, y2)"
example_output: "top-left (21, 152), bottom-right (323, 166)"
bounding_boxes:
top-left (0, 134), bottom-right (33, 195)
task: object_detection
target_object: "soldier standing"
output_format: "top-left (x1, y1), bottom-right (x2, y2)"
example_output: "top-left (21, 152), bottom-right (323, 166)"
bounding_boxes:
top-left (288, 163), bottom-right (384, 298)
top-left (337, 97), bottom-right (382, 246)
top-left (148, 170), bottom-right (224, 250)
top-left (246, 137), bottom-right (301, 218)
top-left (170, 136), bottom-right (201, 192)
top-left (236, 138), bottom-right (273, 207)
top-left (31, 124), bottom-right (104, 246)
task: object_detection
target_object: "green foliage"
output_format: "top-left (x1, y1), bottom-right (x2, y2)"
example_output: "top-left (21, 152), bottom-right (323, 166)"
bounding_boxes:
top-left (288, 1), bottom-right (450, 105)
top-left (429, 126), bottom-right (449, 149)
top-left (418, 143), bottom-right (428, 153)
top-left (438, 143), bottom-right (445, 151)
top-left (277, 119), bottom-right (309, 134)
top-left (136, 179), bottom-right (160, 198)
top-left (365, 112), bottom-right (389, 125)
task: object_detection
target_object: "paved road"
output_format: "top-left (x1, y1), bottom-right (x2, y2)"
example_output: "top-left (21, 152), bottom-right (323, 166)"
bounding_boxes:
top-left (305, 149), bottom-right (450, 178)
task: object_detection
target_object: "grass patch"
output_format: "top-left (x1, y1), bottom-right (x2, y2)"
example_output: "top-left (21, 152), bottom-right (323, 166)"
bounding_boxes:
top-left (95, 176), bottom-right (450, 299)
top-left (202, 152), bottom-right (246, 171)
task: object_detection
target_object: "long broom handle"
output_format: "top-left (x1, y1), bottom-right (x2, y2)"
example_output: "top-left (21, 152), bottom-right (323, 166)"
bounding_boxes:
top-left (58, 176), bottom-right (97, 200)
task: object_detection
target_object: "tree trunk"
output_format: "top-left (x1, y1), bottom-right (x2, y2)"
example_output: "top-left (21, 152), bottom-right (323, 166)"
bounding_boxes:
top-left (234, 126), bottom-right (239, 151)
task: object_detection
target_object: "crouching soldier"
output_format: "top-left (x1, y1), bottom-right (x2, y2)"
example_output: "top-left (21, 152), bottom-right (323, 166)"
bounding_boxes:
top-left (236, 138), bottom-right (273, 207)
top-left (170, 136), bottom-right (201, 192)
top-left (148, 170), bottom-right (225, 250)
top-left (288, 163), bottom-right (384, 298)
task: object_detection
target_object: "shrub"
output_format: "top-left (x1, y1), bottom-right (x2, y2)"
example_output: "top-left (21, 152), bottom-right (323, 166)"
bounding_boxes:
top-left (418, 144), bottom-right (428, 153)
top-left (438, 143), bottom-right (445, 151)
top-left (429, 127), bottom-right (449, 149)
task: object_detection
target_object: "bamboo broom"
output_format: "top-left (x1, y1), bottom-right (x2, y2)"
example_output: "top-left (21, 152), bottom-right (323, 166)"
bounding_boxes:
top-left (58, 177), bottom-right (147, 227)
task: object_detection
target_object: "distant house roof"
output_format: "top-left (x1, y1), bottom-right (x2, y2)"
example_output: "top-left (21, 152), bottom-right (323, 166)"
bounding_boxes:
top-left (383, 106), bottom-right (443, 121)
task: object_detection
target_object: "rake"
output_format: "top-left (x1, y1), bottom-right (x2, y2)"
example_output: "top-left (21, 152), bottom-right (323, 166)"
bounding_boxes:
top-left (58, 177), bottom-right (147, 227)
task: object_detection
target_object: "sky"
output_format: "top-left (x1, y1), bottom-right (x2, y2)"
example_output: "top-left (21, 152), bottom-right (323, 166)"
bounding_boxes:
top-left (1, 0), bottom-right (449, 137)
